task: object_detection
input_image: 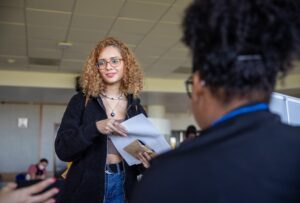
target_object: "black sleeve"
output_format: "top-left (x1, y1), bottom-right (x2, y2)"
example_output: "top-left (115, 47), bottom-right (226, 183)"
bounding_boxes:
top-left (55, 93), bottom-right (100, 162)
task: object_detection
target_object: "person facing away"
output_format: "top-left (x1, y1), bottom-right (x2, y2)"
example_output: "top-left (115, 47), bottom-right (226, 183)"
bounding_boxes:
top-left (131, 0), bottom-right (300, 203)
top-left (27, 158), bottom-right (48, 180)
top-left (55, 37), bottom-right (152, 203)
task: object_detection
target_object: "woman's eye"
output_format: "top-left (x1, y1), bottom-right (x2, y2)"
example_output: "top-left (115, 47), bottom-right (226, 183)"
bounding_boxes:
top-left (111, 58), bottom-right (119, 64)
top-left (98, 60), bottom-right (106, 66)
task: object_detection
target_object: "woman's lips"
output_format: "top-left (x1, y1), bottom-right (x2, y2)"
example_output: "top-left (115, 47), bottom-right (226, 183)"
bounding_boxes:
top-left (105, 73), bottom-right (116, 78)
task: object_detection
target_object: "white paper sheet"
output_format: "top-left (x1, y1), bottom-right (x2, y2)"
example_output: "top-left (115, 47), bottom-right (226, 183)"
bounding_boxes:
top-left (109, 114), bottom-right (171, 165)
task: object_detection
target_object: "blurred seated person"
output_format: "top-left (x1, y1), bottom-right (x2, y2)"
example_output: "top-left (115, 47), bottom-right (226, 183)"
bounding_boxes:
top-left (27, 158), bottom-right (48, 180)
top-left (15, 172), bottom-right (28, 181)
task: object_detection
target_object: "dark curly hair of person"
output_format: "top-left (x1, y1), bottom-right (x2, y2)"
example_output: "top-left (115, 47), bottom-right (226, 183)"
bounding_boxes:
top-left (182, 0), bottom-right (300, 103)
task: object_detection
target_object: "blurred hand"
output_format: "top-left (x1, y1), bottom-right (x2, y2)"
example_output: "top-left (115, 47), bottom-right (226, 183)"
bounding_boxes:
top-left (0, 178), bottom-right (59, 203)
top-left (137, 152), bottom-right (152, 168)
top-left (96, 118), bottom-right (127, 136)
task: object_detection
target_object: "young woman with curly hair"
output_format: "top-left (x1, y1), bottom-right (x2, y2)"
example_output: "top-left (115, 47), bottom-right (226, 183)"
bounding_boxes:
top-left (55, 37), bottom-right (151, 203)
top-left (132, 0), bottom-right (300, 202)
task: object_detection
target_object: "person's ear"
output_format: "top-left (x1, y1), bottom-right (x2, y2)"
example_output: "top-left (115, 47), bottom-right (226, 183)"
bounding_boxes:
top-left (192, 72), bottom-right (205, 100)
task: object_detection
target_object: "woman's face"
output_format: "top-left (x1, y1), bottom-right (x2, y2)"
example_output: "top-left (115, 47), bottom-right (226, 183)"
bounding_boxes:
top-left (97, 46), bottom-right (125, 86)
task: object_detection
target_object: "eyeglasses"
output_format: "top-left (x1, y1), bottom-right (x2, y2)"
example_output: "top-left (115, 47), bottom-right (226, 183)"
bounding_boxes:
top-left (96, 57), bottom-right (123, 69)
top-left (185, 75), bottom-right (193, 99)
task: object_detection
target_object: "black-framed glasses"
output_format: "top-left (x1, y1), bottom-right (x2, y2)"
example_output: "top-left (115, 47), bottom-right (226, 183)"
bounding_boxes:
top-left (185, 75), bottom-right (193, 99)
top-left (96, 57), bottom-right (123, 69)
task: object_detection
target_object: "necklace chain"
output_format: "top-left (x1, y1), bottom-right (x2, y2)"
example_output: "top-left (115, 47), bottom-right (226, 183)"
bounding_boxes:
top-left (101, 95), bottom-right (121, 117)
top-left (100, 92), bottom-right (124, 100)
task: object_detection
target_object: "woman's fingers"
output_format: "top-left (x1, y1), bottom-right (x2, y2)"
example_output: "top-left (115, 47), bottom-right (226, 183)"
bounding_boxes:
top-left (107, 119), bottom-right (127, 136)
top-left (96, 120), bottom-right (109, 134)
top-left (30, 188), bottom-right (59, 203)
top-left (143, 151), bottom-right (152, 161)
top-left (25, 178), bottom-right (55, 195)
top-left (111, 122), bottom-right (127, 136)
top-left (0, 181), bottom-right (57, 203)
top-left (1, 182), bottom-right (17, 192)
top-left (114, 121), bottom-right (127, 133)
top-left (138, 152), bottom-right (150, 168)
top-left (44, 198), bottom-right (56, 203)
top-left (96, 118), bottom-right (128, 136)
top-left (104, 125), bottom-right (112, 134)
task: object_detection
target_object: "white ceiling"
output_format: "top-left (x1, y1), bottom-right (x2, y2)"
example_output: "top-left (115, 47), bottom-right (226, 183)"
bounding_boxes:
top-left (0, 0), bottom-right (300, 113)
top-left (0, 0), bottom-right (192, 78)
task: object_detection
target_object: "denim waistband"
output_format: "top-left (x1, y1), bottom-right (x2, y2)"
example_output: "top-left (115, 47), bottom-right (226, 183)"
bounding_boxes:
top-left (105, 162), bottom-right (124, 174)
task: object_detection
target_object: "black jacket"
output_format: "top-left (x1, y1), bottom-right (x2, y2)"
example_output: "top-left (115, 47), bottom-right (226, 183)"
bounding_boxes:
top-left (55, 92), bottom-right (146, 203)
top-left (132, 110), bottom-right (300, 203)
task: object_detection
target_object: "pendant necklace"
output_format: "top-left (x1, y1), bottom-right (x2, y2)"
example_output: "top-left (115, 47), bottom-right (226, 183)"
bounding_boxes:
top-left (102, 96), bottom-right (120, 117)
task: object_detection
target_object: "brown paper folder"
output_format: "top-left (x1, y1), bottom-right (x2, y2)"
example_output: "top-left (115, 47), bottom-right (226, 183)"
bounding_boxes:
top-left (123, 139), bottom-right (156, 159)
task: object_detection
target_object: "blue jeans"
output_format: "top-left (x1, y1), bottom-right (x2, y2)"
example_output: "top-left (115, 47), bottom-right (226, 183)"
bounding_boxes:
top-left (103, 171), bottom-right (126, 203)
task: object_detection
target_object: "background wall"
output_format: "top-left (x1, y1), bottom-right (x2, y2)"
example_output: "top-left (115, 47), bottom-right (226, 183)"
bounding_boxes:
top-left (0, 104), bottom-right (40, 172)
top-left (0, 103), bottom-right (65, 174)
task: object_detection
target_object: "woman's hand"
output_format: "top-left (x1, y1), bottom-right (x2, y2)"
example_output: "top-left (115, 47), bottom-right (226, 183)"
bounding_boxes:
top-left (0, 178), bottom-right (59, 203)
top-left (96, 118), bottom-right (127, 136)
top-left (137, 152), bottom-right (152, 168)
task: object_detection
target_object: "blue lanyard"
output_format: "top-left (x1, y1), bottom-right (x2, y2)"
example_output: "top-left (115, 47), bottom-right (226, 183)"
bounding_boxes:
top-left (212, 103), bottom-right (269, 126)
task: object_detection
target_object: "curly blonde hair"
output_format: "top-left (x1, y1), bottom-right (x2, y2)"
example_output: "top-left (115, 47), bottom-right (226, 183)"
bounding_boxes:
top-left (80, 37), bottom-right (143, 98)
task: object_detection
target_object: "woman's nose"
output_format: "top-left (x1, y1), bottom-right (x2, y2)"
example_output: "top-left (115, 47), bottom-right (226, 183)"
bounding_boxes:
top-left (105, 61), bottom-right (113, 70)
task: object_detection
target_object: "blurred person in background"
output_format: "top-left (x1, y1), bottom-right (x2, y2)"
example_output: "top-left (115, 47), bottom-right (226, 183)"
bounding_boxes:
top-left (180, 125), bottom-right (197, 145)
top-left (27, 158), bottom-right (48, 180)
top-left (184, 125), bottom-right (197, 140)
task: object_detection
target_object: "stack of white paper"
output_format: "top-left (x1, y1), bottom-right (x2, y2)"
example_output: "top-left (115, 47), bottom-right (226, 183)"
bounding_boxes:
top-left (109, 114), bottom-right (171, 165)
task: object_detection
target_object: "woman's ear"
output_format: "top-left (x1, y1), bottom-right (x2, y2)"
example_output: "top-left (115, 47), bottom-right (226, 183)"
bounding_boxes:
top-left (192, 72), bottom-right (205, 101)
